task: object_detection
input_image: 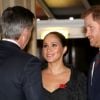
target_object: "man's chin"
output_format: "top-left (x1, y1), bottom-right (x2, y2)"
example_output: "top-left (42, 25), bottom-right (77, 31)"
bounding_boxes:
top-left (90, 43), bottom-right (95, 47)
top-left (90, 43), bottom-right (98, 48)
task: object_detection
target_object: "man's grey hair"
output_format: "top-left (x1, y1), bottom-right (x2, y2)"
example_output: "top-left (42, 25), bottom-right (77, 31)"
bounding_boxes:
top-left (1, 6), bottom-right (35, 40)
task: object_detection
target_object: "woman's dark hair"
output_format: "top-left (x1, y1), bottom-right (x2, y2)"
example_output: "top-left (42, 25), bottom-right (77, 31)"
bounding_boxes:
top-left (43, 31), bottom-right (67, 47)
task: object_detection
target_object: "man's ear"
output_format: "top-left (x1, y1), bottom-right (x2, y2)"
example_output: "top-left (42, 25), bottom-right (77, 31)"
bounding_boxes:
top-left (17, 28), bottom-right (28, 49)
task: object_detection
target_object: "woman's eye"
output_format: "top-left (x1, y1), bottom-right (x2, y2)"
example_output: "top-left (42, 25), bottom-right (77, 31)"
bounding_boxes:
top-left (43, 44), bottom-right (47, 48)
top-left (52, 44), bottom-right (57, 47)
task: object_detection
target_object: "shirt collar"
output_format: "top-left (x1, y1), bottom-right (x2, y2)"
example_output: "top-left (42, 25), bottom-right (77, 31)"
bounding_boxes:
top-left (2, 38), bottom-right (20, 48)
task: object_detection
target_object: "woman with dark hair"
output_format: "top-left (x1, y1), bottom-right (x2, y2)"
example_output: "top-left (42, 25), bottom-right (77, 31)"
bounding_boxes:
top-left (42, 31), bottom-right (87, 100)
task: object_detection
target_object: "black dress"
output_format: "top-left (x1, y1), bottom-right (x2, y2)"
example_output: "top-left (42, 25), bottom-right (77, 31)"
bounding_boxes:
top-left (43, 68), bottom-right (87, 100)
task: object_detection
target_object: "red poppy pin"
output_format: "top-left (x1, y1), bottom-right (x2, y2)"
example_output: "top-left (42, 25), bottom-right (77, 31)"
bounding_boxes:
top-left (59, 84), bottom-right (66, 88)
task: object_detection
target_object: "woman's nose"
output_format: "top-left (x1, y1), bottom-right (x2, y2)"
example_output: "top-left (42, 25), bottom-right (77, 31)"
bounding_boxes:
top-left (47, 46), bottom-right (52, 51)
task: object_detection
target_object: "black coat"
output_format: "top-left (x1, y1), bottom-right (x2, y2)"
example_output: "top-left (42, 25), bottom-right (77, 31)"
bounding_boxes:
top-left (88, 52), bottom-right (100, 100)
top-left (0, 40), bottom-right (42, 100)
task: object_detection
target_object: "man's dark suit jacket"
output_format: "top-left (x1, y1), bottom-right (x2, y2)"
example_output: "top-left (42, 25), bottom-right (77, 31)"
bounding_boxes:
top-left (0, 40), bottom-right (42, 100)
top-left (88, 52), bottom-right (100, 100)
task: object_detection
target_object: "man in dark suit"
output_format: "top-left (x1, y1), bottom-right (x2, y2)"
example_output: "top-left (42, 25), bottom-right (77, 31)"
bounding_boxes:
top-left (0, 6), bottom-right (42, 100)
top-left (82, 5), bottom-right (100, 100)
